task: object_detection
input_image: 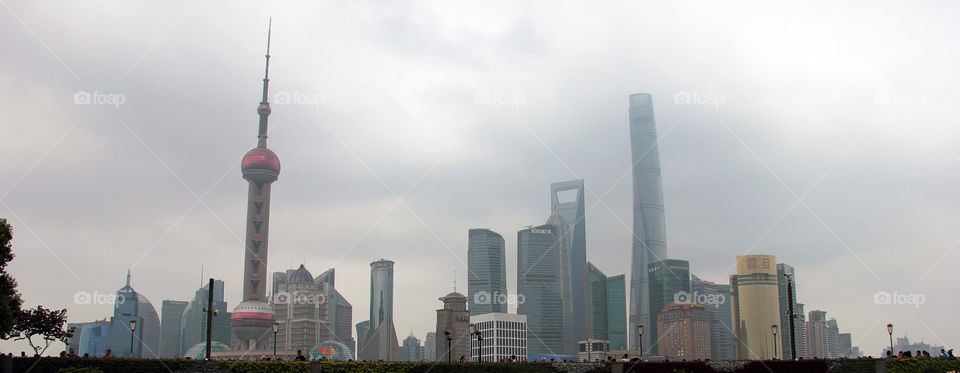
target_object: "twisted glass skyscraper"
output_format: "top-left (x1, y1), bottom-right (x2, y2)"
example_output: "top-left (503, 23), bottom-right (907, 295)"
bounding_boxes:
top-left (627, 93), bottom-right (668, 350)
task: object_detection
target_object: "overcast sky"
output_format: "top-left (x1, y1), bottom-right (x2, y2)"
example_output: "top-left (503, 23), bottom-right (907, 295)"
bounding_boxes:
top-left (2, 0), bottom-right (959, 356)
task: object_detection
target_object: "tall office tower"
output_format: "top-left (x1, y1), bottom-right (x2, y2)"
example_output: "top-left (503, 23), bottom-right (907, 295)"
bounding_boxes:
top-left (606, 274), bottom-right (627, 351)
top-left (730, 255), bottom-right (781, 359)
top-left (713, 284), bottom-right (735, 360)
top-left (646, 259), bottom-right (689, 355)
top-left (826, 319), bottom-right (841, 358)
top-left (517, 224), bottom-right (565, 356)
top-left (627, 93), bottom-right (668, 350)
top-left (232, 23), bottom-right (281, 351)
top-left (358, 259), bottom-right (400, 361)
top-left (806, 310), bottom-right (829, 358)
top-left (424, 332), bottom-right (437, 361)
top-left (776, 263), bottom-right (799, 359)
top-left (656, 303), bottom-right (711, 360)
top-left (585, 262), bottom-right (609, 341)
top-left (66, 321), bottom-right (93, 354)
top-left (159, 300), bottom-right (188, 357)
top-left (549, 179), bottom-right (587, 354)
top-left (691, 275), bottom-right (732, 361)
top-left (181, 280), bottom-right (232, 356)
top-left (584, 262), bottom-right (627, 351)
top-left (467, 229), bottom-right (507, 315)
top-left (470, 312), bottom-right (528, 362)
top-left (106, 271), bottom-right (161, 358)
top-left (401, 334), bottom-right (424, 362)
top-left (435, 292), bottom-right (470, 362)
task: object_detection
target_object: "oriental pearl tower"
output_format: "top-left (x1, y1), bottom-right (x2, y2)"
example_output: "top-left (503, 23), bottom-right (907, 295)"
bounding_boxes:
top-left (231, 21), bottom-right (281, 351)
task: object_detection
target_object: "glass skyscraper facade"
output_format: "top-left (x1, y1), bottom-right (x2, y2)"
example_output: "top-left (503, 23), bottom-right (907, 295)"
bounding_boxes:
top-left (467, 228), bottom-right (507, 315)
top-left (713, 283), bottom-right (735, 360)
top-left (549, 179), bottom-right (587, 354)
top-left (777, 263), bottom-right (799, 359)
top-left (180, 280), bottom-right (231, 357)
top-left (106, 271), bottom-right (160, 358)
top-left (584, 262), bottom-right (627, 351)
top-left (606, 274), bottom-right (627, 351)
top-left (646, 259), bottom-right (689, 355)
top-left (627, 93), bottom-right (669, 351)
top-left (517, 224), bottom-right (564, 356)
top-left (159, 300), bottom-right (188, 358)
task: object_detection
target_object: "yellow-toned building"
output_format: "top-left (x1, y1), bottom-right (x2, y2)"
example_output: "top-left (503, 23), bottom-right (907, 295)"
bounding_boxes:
top-left (730, 255), bottom-right (782, 360)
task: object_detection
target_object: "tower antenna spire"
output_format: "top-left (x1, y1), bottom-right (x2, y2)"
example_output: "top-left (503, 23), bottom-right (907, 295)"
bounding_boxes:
top-left (256, 17), bottom-right (273, 147)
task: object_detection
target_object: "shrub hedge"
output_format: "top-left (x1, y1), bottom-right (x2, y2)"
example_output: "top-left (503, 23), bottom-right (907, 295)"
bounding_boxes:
top-left (886, 358), bottom-right (960, 373)
top-left (7, 357), bottom-right (959, 373)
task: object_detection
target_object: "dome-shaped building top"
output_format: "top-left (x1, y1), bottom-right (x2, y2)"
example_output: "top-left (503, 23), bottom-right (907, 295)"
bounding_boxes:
top-left (288, 264), bottom-right (314, 284)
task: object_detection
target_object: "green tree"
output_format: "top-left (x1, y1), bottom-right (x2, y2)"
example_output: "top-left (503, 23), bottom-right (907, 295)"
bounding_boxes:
top-left (12, 305), bottom-right (73, 356)
top-left (0, 218), bottom-right (23, 338)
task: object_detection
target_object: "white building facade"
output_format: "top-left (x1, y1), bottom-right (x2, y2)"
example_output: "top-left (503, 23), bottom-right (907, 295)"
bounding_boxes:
top-left (470, 313), bottom-right (527, 362)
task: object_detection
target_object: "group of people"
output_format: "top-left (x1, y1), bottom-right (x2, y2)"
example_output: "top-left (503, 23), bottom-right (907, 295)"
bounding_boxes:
top-left (885, 348), bottom-right (954, 359)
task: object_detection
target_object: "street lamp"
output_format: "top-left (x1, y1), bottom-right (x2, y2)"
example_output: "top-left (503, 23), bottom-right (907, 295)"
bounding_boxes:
top-left (771, 324), bottom-right (779, 359)
top-left (887, 323), bottom-right (894, 355)
top-left (272, 322), bottom-right (280, 359)
top-left (468, 324), bottom-right (483, 362)
top-left (444, 330), bottom-right (452, 363)
top-left (636, 324), bottom-right (644, 360)
top-left (128, 319), bottom-right (137, 358)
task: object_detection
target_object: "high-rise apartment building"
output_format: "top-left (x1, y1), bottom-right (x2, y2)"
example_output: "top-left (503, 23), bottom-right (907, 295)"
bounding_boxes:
top-left (468, 229), bottom-right (507, 315)
top-left (730, 255), bottom-right (781, 360)
top-left (646, 259), bottom-right (689, 355)
top-left (627, 93), bottom-right (669, 350)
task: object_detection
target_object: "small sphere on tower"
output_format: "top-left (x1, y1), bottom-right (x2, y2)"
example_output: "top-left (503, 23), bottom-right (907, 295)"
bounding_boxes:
top-left (257, 103), bottom-right (271, 116)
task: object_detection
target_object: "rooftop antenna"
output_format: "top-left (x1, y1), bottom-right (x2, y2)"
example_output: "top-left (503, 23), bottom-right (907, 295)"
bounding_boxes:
top-left (256, 17), bottom-right (273, 147)
top-left (453, 270), bottom-right (457, 293)
top-left (200, 264), bottom-right (204, 287)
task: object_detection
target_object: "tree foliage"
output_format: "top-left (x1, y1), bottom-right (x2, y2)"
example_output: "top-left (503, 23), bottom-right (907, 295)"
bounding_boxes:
top-left (0, 218), bottom-right (23, 338)
top-left (12, 305), bottom-right (73, 356)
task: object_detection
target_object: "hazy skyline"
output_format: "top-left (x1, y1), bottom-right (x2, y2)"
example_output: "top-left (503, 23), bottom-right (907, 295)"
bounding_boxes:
top-left (1, 1), bottom-right (959, 356)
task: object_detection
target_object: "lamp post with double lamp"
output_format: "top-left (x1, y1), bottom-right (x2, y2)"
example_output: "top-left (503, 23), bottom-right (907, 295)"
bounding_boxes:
top-left (771, 324), bottom-right (779, 360)
top-left (128, 319), bottom-right (137, 358)
top-left (887, 323), bottom-right (894, 356)
top-left (468, 324), bottom-right (483, 362)
top-left (636, 324), bottom-right (644, 360)
top-left (444, 330), bottom-right (452, 363)
top-left (272, 322), bottom-right (280, 359)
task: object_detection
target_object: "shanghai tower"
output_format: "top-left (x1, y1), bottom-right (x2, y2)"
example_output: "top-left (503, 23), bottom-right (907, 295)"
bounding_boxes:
top-left (627, 93), bottom-right (668, 351)
top-left (231, 21), bottom-right (281, 351)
